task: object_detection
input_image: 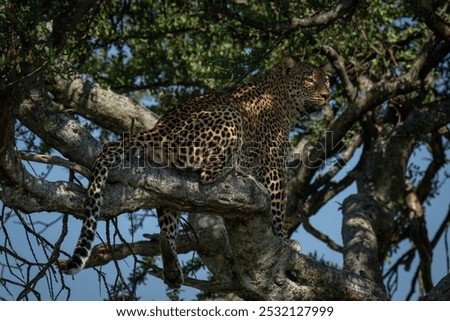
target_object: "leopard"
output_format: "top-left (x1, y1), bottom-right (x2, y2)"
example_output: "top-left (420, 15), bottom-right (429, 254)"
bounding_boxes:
top-left (63, 57), bottom-right (330, 289)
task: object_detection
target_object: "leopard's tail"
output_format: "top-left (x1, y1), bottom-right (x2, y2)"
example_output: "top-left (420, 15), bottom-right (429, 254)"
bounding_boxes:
top-left (64, 140), bottom-right (126, 275)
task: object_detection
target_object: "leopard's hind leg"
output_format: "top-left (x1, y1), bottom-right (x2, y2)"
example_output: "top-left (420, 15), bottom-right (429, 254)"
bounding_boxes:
top-left (157, 207), bottom-right (183, 289)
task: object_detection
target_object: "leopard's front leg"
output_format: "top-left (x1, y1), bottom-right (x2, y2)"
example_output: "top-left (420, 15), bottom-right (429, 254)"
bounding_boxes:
top-left (262, 167), bottom-right (301, 252)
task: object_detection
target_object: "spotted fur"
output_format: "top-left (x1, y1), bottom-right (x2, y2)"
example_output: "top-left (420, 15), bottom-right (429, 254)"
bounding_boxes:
top-left (64, 57), bottom-right (330, 289)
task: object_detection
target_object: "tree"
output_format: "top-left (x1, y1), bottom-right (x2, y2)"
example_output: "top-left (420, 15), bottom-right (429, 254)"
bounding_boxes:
top-left (1, 0), bottom-right (449, 301)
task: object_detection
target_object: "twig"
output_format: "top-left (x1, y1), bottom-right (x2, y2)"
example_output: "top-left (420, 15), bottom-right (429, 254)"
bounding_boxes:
top-left (322, 45), bottom-right (357, 99)
top-left (310, 132), bottom-right (362, 190)
top-left (146, 262), bottom-right (241, 293)
top-left (416, 132), bottom-right (446, 203)
top-left (16, 213), bottom-right (68, 300)
top-left (19, 151), bottom-right (90, 178)
top-left (301, 217), bottom-right (343, 252)
top-left (210, 0), bottom-right (358, 36)
top-left (431, 205), bottom-right (450, 249)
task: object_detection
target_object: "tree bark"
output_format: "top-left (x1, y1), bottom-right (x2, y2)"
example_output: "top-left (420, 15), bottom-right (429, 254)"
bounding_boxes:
top-left (342, 194), bottom-right (386, 288)
top-left (50, 61), bottom-right (160, 135)
top-left (420, 273), bottom-right (450, 301)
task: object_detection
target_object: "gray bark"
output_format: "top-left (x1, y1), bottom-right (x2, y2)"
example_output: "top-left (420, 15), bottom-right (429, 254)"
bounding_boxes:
top-left (342, 194), bottom-right (386, 288)
top-left (420, 273), bottom-right (450, 301)
top-left (50, 61), bottom-right (160, 134)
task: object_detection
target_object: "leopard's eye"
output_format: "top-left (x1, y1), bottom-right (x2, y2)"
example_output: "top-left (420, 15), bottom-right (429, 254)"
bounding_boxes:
top-left (303, 77), bottom-right (316, 86)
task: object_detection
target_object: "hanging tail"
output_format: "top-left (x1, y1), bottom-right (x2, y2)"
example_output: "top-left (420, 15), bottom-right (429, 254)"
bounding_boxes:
top-left (64, 140), bottom-right (125, 275)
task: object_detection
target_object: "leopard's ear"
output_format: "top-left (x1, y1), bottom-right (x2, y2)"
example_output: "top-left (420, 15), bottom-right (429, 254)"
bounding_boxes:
top-left (281, 57), bottom-right (297, 76)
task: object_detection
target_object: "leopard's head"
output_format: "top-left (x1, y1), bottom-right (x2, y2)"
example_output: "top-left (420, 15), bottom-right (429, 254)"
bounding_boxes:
top-left (278, 57), bottom-right (330, 116)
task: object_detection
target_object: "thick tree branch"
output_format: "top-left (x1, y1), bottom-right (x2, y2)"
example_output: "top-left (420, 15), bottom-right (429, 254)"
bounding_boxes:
top-left (2, 151), bottom-right (270, 219)
top-left (18, 90), bottom-right (101, 168)
top-left (221, 207), bottom-right (387, 300)
top-left (411, 0), bottom-right (450, 42)
top-left (287, 252), bottom-right (388, 300)
top-left (341, 194), bottom-right (386, 288)
top-left (420, 273), bottom-right (450, 300)
top-left (0, 147), bottom-right (84, 215)
top-left (188, 213), bottom-right (235, 284)
top-left (49, 60), bottom-right (160, 135)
